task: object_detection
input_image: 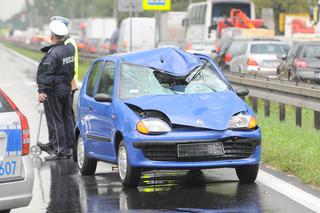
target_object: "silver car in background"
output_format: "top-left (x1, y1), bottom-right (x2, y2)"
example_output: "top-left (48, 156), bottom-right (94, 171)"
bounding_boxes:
top-left (229, 39), bottom-right (290, 78)
top-left (0, 89), bottom-right (33, 212)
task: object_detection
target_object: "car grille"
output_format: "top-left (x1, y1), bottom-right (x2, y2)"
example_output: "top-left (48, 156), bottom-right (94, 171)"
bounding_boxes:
top-left (133, 138), bottom-right (259, 162)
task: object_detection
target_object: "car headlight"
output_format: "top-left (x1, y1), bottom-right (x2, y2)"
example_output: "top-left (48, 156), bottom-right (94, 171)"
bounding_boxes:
top-left (136, 118), bottom-right (171, 134)
top-left (228, 113), bottom-right (257, 130)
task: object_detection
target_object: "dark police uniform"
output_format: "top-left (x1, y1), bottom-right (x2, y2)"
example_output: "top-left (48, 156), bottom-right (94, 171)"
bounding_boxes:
top-left (37, 41), bottom-right (75, 157)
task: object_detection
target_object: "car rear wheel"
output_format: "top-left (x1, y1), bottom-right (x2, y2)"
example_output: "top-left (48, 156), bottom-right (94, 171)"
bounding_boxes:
top-left (289, 72), bottom-right (297, 81)
top-left (235, 164), bottom-right (259, 183)
top-left (0, 209), bottom-right (11, 213)
top-left (77, 136), bottom-right (97, 176)
top-left (118, 141), bottom-right (141, 187)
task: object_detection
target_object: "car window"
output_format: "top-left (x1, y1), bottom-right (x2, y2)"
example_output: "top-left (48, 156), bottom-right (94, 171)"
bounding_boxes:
top-left (212, 3), bottom-right (251, 19)
top-left (96, 62), bottom-right (115, 97)
top-left (287, 45), bottom-right (299, 59)
top-left (228, 40), bottom-right (247, 56)
top-left (250, 43), bottom-right (289, 55)
top-left (200, 5), bottom-right (207, 24)
top-left (0, 95), bottom-right (13, 113)
top-left (86, 61), bottom-right (103, 97)
top-left (302, 45), bottom-right (320, 58)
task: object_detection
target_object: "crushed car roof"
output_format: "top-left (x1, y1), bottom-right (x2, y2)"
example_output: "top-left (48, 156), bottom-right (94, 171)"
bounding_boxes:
top-left (115, 47), bottom-right (203, 77)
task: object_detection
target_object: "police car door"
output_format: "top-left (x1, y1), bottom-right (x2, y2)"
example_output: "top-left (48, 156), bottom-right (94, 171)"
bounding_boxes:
top-left (0, 92), bottom-right (25, 183)
top-left (89, 61), bottom-right (115, 159)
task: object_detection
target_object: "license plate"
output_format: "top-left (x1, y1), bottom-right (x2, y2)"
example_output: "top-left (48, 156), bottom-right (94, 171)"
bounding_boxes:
top-left (263, 62), bottom-right (278, 67)
top-left (177, 142), bottom-right (225, 158)
top-left (0, 157), bottom-right (22, 180)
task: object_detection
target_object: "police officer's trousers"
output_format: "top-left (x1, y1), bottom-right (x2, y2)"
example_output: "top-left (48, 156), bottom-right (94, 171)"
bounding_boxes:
top-left (43, 93), bottom-right (75, 155)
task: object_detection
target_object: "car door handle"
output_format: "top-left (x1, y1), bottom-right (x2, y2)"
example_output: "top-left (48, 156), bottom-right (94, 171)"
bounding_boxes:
top-left (88, 106), bottom-right (93, 111)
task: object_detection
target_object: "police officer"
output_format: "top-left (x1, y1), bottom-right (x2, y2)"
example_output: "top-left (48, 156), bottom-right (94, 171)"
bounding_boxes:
top-left (37, 16), bottom-right (79, 157)
top-left (37, 20), bottom-right (75, 161)
top-left (51, 16), bottom-right (79, 157)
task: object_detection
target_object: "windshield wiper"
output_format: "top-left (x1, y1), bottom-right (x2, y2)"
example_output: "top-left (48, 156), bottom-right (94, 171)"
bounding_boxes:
top-left (186, 60), bottom-right (209, 83)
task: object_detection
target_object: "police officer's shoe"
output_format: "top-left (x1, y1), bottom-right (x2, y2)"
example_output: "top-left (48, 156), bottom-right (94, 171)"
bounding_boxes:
top-left (38, 143), bottom-right (54, 154)
top-left (58, 154), bottom-right (68, 160)
top-left (44, 153), bottom-right (59, 161)
top-left (67, 149), bottom-right (73, 157)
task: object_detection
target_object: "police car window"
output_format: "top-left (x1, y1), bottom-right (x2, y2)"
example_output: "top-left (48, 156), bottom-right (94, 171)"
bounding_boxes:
top-left (97, 62), bottom-right (115, 97)
top-left (86, 61), bottom-right (102, 97)
top-left (0, 95), bottom-right (13, 113)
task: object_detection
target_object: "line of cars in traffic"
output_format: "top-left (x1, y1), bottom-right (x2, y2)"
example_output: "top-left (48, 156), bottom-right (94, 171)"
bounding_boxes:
top-left (214, 35), bottom-right (320, 83)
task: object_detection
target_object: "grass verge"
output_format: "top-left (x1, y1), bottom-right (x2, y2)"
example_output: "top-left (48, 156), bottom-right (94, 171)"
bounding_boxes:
top-left (1, 41), bottom-right (90, 81)
top-left (3, 42), bottom-right (320, 187)
top-left (249, 99), bottom-right (320, 187)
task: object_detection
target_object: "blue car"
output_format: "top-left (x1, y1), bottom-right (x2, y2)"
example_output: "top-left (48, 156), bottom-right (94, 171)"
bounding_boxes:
top-left (75, 47), bottom-right (261, 187)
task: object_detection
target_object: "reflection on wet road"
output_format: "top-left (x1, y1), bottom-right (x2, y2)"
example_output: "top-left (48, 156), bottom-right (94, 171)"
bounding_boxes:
top-left (13, 157), bottom-right (313, 213)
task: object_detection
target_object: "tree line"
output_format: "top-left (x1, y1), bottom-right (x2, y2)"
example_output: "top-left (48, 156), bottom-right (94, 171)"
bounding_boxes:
top-left (5, 0), bottom-right (316, 30)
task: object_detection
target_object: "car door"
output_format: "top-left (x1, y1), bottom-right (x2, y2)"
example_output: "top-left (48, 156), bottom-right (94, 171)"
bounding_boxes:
top-left (88, 61), bottom-right (116, 160)
top-left (286, 44), bottom-right (300, 72)
top-left (232, 42), bottom-right (248, 73)
top-left (81, 60), bottom-right (103, 151)
top-left (0, 92), bottom-right (24, 183)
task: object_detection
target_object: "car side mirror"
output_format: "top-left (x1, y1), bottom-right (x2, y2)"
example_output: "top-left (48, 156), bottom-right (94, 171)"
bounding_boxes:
top-left (208, 23), bottom-right (217, 38)
top-left (278, 53), bottom-right (287, 60)
top-left (94, 93), bottom-right (112, 102)
top-left (182, 18), bottom-right (189, 27)
top-left (236, 88), bottom-right (249, 97)
top-left (281, 53), bottom-right (287, 60)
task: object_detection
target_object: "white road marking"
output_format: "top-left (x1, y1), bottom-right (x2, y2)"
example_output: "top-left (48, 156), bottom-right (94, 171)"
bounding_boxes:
top-left (258, 170), bottom-right (320, 213)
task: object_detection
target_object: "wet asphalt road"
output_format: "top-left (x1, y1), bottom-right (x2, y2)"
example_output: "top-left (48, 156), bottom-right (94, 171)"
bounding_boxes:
top-left (0, 43), bottom-right (318, 213)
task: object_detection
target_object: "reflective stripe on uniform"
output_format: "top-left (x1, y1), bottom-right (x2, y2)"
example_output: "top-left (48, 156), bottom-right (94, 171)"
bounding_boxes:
top-left (64, 37), bottom-right (79, 82)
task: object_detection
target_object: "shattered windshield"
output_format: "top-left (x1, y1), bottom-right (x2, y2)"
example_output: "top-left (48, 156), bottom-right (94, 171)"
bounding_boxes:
top-left (119, 63), bottom-right (229, 99)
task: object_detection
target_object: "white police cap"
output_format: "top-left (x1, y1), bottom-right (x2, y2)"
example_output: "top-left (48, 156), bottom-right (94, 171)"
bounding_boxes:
top-left (49, 20), bottom-right (68, 36)
top-left (50, 16), bottom-right (70, 27)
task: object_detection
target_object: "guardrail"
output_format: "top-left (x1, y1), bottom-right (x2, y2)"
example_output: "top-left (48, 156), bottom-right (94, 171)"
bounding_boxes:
top-left (226, 72), bottom-right (320, 129)
top-left (11, 43), bottom-right (99, 61)
top-left (6, 42), bottom-right (320, 130)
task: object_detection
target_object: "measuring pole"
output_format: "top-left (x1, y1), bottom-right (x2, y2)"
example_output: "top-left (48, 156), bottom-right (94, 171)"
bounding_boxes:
top-left (129, 0), bottom-right (133, 52)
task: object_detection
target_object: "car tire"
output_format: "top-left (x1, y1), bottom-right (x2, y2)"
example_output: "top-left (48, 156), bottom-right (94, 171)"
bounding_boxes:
top-left (235, 164), bottom-right (259, 183)
top-left (118, 140), bottom-right (141, 188)
top-left (77, 136), bottom-right (97, 176)
top-left (0, 209), bottom-right (11, 213)
top-left (289, 72), bottom-right (297, 81)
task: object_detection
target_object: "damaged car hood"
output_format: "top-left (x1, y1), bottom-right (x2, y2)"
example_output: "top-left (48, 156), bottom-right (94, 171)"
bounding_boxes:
top-left (125, 91), bottom-right (248, 131)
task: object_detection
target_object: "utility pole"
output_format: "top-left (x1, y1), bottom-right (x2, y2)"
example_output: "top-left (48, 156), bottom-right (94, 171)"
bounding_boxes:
top-left (129, 0), bottom-right (133, 51)
top-left (24, 0), bottom-right (30, 27)
top-left (113, 0), bottom-right (118, 21)
top-left (70, 0), bottom-right (75, 20)
top-left (92, 0), bottom-right (96, 18)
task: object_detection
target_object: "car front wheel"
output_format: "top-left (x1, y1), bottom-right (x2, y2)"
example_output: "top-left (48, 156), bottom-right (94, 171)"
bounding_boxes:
top-left (77, 136), bottom-right (97, 176)
top-left (235, 164), bottom-right (259, 183)
top-left (118, 141), bottom-right (141, 187)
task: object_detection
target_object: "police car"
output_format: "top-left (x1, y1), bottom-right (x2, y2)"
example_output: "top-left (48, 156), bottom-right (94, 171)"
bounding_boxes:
top-left (0, 89), bottom-right (34, 212)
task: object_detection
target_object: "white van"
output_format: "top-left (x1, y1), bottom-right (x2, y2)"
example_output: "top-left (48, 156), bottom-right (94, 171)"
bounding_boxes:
top-left (117, 17), bottom-right (156, 53)
top-left (185, 0), bottom-right (255, 42)
top-left (157, 12), bottom-right (186, 48)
